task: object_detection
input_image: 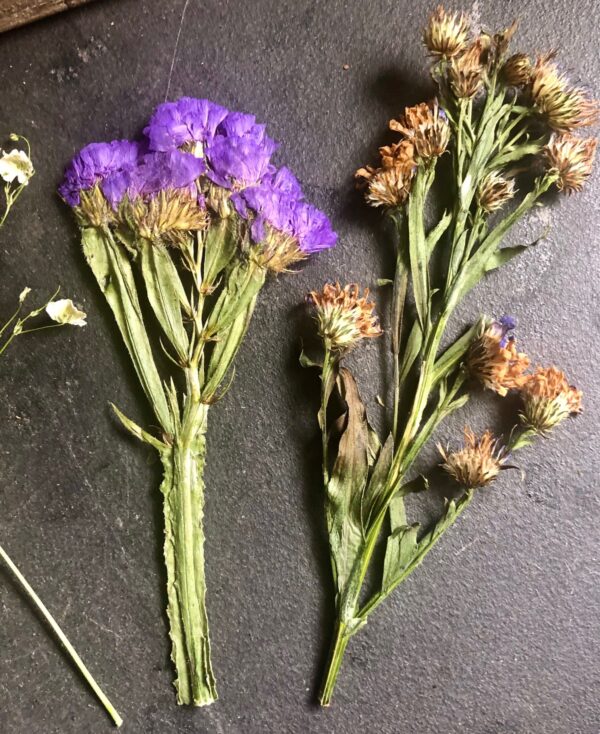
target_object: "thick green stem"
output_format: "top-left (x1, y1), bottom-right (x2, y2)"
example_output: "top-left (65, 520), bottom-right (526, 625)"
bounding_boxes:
top-left (161, 401), bottom-right (217, 706)
top-left (319, 621), bottom-right (351, 706)
top-left (0, 543), bottom-right (122, 726)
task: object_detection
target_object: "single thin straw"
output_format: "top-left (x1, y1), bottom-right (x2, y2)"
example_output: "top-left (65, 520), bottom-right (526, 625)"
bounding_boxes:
top-left (0, 542), bottom-right (123, 727)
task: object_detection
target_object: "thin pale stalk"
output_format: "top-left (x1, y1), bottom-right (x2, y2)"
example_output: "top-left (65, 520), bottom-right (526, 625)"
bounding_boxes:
top-left (0, 543), bottom-right (123, 726)
top-left (319, 621), bottom-right (351, 706)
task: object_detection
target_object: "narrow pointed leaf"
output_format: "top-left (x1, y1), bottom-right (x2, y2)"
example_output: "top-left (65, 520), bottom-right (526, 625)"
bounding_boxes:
top-left (81, 226), bottom-right (173, 432)
top-left (139, 238), bottom-right (190, 361)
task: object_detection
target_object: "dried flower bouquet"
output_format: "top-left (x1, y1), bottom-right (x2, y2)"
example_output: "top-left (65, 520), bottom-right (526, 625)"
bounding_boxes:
top-left (303, 6), bottom-right (596, 704)
top-left (60, 99), bottom-right (337, 705)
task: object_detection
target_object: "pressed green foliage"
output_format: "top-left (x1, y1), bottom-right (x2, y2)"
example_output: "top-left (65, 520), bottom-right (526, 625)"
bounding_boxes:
top-left (81, 226), bottom-right (173, 432)
top-left (139, 237), bottom-right (190, 362)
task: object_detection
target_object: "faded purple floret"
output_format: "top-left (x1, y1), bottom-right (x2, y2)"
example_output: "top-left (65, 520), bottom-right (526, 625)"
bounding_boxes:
top-left (59, 140), bottom-right (143, 207)
top-left (144, 98), bottom-right (229, 153)
top-left (233, 165), bottom-right (336, 252)
top-left (205, 111), bottom-right (278, 188)
top-left (101, 150), bottom-right (205, 207)
top-left (291, 202), bottom-right (337, 253)
top-left (232, 167), bottom-right (304, 241)
top-left (490, 315), bottom-right (517, 348)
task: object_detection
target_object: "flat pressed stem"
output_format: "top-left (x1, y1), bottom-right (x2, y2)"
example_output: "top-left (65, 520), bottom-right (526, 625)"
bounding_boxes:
top-left (319, 621), bottom-right (351, 706)
top-left (162, 403), bottom-right (217, 706)
top-left (0, 542), bottom-right (122, 727)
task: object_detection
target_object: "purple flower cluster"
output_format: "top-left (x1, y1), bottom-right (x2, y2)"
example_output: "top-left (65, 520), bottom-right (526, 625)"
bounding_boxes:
top-left (59, 97), bottom-right (337, 255)
top-left (232, 168), bottom-right (337, 254)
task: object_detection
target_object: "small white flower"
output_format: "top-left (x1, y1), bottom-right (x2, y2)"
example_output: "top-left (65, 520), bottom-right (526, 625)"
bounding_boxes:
top-left (19, 287), bottom-right (31, 303)
top-left (46, 299), bottom-right (87, 327)
top-left (0, 149), bottom-right (34, 185)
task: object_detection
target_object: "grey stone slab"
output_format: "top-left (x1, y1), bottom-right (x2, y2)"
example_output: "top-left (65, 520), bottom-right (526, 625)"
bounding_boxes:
top-left (0, 0), bottom-right (598, 732)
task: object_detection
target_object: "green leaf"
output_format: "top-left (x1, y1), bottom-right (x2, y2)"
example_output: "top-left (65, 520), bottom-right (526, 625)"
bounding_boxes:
top-left (203, 218), bottom-right (239, 286)
top-left (376, 278), bottom-right (394, 287)
top-left (325, 368), bottom-right (370, 597)
top-left (382, 490), bottom-right (419, 591)
top-left (139, 238), bottom-right (190, 362)
top-left (201, 299), bottom-right (257, 402)
top-left (204, 261), bottom-right (266, 337)
top-left (407, 167), bottom-right (433, 330)
top-left (398, 320), bottom-right (423, 386)
top-left (81, 226), bottom-right (174, 432)
top-left (361, 432), bottom-right (394, 530)
top-left (426, 210), bottom-right (452, 256)
top-left (485, 243), bottom-right (533, 273)
top-left (299, 349), bottom-right (322, 369)
top-left (431, 318), bottom-right (484, 386)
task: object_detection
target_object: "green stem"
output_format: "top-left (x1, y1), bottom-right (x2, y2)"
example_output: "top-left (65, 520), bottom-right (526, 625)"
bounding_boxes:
top-left (320, 346), bottom-right (335, 485)
top-left (319, 621), bottom-right (351, 706)
top-left (0, 542), bottom-right (122, 727)
top-left (358, 489), bottom-right (475, 620)
top-left (161, 400), bottom-right (217, 706)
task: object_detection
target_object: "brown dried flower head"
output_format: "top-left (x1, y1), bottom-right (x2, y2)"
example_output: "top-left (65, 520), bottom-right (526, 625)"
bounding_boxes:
top-left (355, 139), bottom-right (416, 208)
top-left (531, 53), bottom-right (599, 132)
top-left (389, 100), bottom-right (450, 160)
top-left (476, 171), bottom-right (516, 213)
top-left (251, 229), bottom-right (306, 273)
top-left (127, 189), bottom-right (209, 243)
top-left (439, 428), bottom-right (509, 490)
top-left (545, 133), bottom-right (597, 194)
top-left (501, 52), bottom-right (532, 87)
top-left (378, 139), bottom-right (416, 173)
top-left (492, 20), bottom-right (519, 60)
top-left (423, 5), bottom-right (470, 59)
top-left (308, 282), bottom-right (382, 351)
top-left (364, 166), bottom-right (414, 208)
top-left (77, 185), bottom-right (116, 228)
top-left (520, 366), bottom-right (582, 433)
top-left (449, 38), bottom-right (488, 99)
top-left (467, 317), bottom-right (530, 396)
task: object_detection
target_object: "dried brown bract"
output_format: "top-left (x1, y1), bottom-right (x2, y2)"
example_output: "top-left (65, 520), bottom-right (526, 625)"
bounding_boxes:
top-left (545, 133), bottom-right (597, 193)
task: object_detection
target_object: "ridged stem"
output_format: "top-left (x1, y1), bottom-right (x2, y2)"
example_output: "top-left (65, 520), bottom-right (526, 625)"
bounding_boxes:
top-left (161, 402), bottom-right (217, 706)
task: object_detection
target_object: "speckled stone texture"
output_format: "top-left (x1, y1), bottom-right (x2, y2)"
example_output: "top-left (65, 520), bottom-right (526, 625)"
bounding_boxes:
top-left (0, 0), bottom-right (598, 732)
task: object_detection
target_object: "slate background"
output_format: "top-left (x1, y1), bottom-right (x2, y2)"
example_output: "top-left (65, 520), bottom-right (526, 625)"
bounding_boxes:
top-left (0, 0), bottom-right (599, 732)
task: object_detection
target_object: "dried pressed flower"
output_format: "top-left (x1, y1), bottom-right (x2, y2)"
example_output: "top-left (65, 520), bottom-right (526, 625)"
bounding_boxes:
top-left (501, 52), bottom-right (532, 87)
top-left (520, 366), bottom-right (582, 433)
top-left (439, 428), bottom-right (509, 489)
top-left (355, 139), bottom-right (416, 208)
top-left (492, 21), bottom-right (518, 60)
top-left (308, 282), bottom-right (382, 351)
top-left (364, 166), bottom-right (414, 208)
top-left (449, 38), bottom-right (487, 99)
top-left (378, 139), bottom-right (416, 174)
top-left (530, 54), bottom-right (599, 132)
top-left (127, 188), bottom-right (210, 241)
top-left (389, 100), bottom-right (450, 160)
top-left (545, 133), bottom-right (597, 193)
top-left (477, 171), bottom-right (516, 212)
top-left (467, 316), bottom-right (530, 396)
top-left (0, 148), bottom-right (34, 185)
top-left (46, 299), bottom-right (87, 327)
top-left (423, 5), bottom-right (470, 59)
top-left (250, 229), bottom-right (306, 272)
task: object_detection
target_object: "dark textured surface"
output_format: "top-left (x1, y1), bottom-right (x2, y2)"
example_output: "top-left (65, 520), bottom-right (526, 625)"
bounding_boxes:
top-left (0, 0), bottom-right (599, 732)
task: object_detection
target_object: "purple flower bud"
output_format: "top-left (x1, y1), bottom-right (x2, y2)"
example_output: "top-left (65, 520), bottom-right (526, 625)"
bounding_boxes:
top-left (144, 97), bottom-right (229, 153)
top-left (291, 201), bottom-right (337, 253)
top-left (205, 110), bottom-right (279, 189)
top-left (59, 140), bottom-right (143, 207)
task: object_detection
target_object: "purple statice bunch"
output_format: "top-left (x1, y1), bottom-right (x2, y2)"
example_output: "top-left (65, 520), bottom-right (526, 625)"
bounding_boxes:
top-left (60, 97), bottom-right (336, 268)
top-left (59, 98), bottom-right (337, 708)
